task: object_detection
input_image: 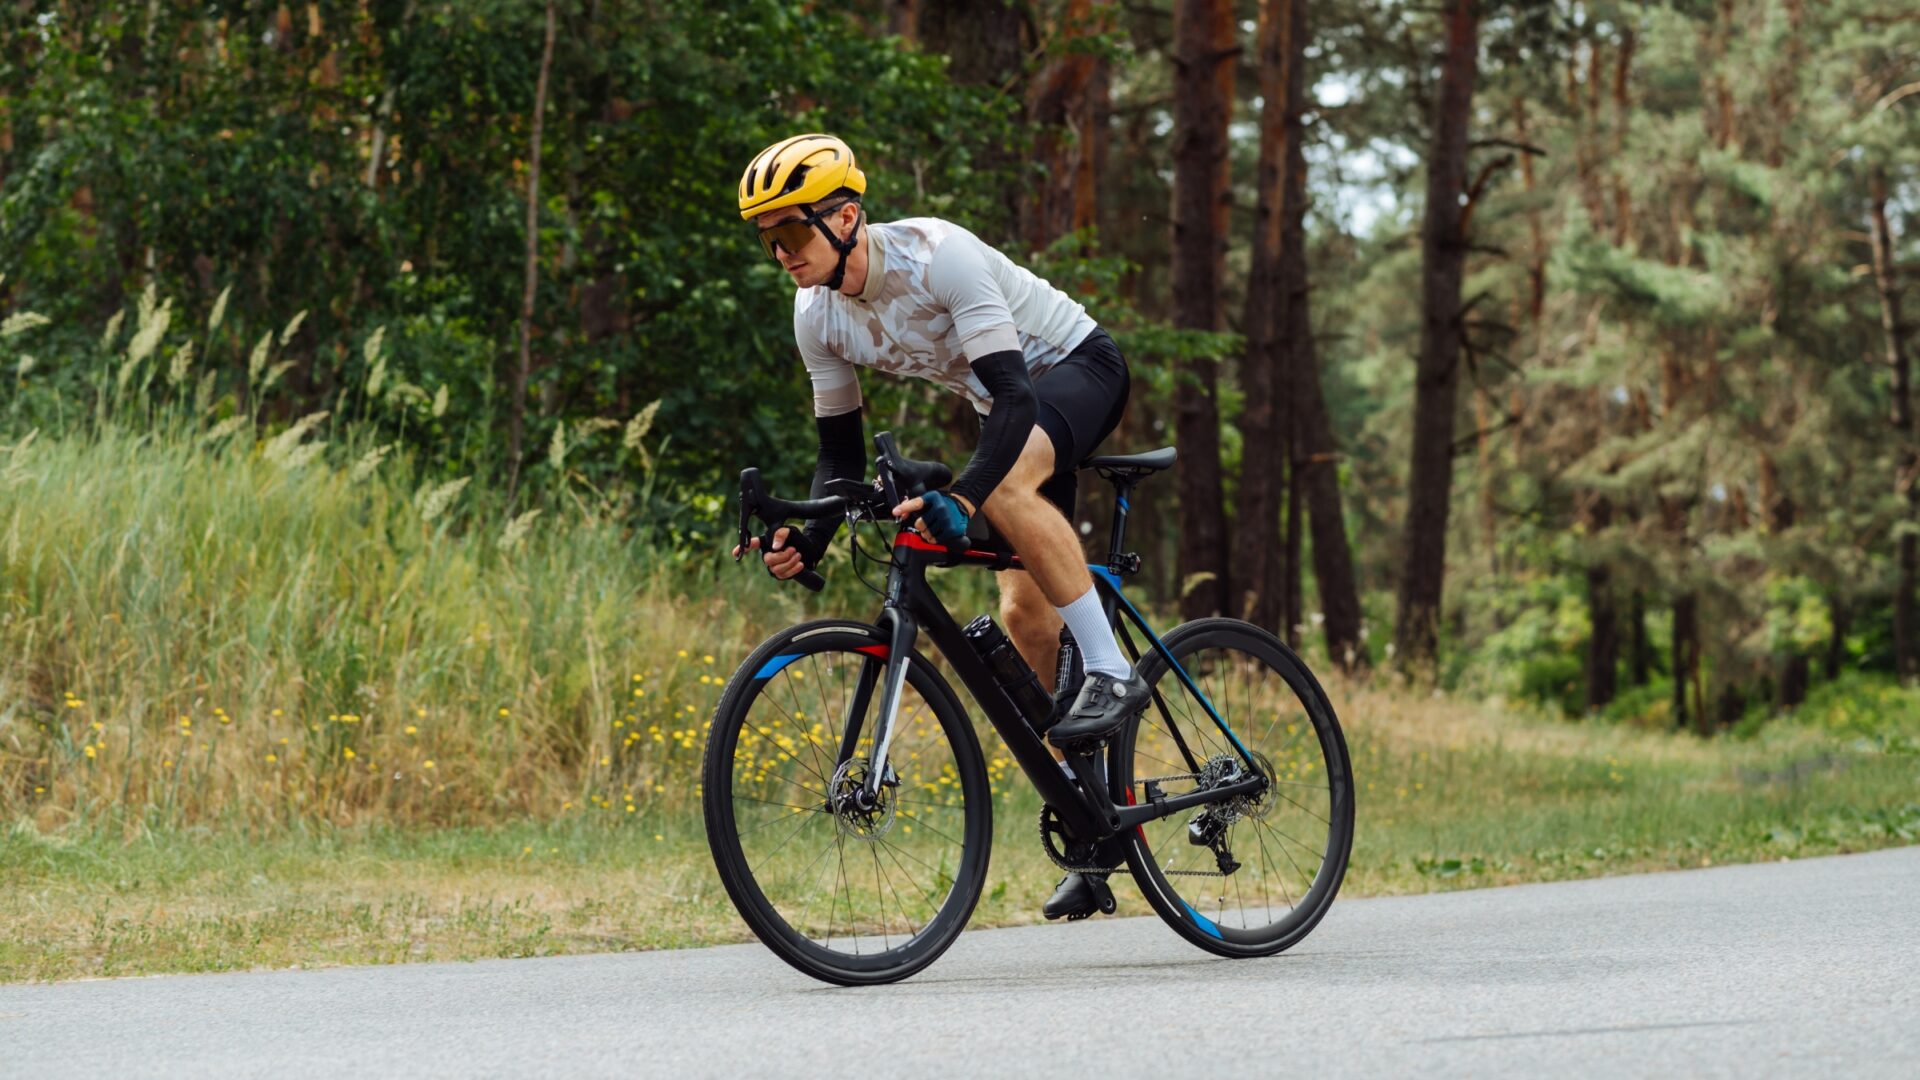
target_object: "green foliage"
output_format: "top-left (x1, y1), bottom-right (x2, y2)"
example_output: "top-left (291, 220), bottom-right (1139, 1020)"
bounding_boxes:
top-left (1755, 673), bottom-right (1920, 754)
top-left (1762, 576), bottom-right (1832, 657)
top-left (0, 0), bottom-right (1019, 523)
top-left (1469, 576), bottom-right (1592, 715)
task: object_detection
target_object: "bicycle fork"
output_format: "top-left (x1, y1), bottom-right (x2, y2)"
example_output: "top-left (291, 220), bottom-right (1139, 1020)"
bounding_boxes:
top-left (837, 606), bottom-right (916, 804)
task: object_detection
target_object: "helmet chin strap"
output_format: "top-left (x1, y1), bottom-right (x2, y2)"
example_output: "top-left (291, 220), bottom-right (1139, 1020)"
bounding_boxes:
top-left (811, 200), bottom-right (863, 292)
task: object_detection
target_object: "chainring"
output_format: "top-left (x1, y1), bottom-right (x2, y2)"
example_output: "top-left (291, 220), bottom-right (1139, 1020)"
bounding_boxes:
top-left (1037, 804), bottom-right (1121, 874)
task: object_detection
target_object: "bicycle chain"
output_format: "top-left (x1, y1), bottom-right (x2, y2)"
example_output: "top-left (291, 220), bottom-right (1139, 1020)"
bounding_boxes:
top-left (1131, 768), bottom-right (1245, 878)
top-left (1038, 771), bottom-right (1231, 877)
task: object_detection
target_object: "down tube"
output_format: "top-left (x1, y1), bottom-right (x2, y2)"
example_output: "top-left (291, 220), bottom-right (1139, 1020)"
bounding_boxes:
top-left (1086, 566), bottom-right (1256, 766)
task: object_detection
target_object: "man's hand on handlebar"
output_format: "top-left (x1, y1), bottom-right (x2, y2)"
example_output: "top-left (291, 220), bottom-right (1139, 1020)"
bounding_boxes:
top-left (732, 526), bottom-right (822, 581)
top-left (891, 491), bottom-right (974, 545)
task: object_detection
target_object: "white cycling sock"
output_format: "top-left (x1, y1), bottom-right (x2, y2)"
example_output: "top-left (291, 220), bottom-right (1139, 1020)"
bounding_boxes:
top-left (1055, 586), bottom-right (1131, 681)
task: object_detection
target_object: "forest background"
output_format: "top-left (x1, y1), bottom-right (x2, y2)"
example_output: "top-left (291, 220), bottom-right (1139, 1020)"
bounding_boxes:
top-left (2, 1), bottom-right (1918, 979)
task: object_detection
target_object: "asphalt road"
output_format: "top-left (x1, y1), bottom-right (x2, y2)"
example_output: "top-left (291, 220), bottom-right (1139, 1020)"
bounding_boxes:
top-left (3, 846), bottom-right (1915, 1078)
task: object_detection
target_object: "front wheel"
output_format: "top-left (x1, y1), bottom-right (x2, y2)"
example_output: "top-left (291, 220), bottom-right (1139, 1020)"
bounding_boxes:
top-left (1112, 618), bottom-right (1355, 957)
top-left (702, 619), bottom-right (992, 985)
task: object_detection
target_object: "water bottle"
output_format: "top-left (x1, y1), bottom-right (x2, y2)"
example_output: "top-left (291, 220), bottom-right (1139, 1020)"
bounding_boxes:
top-left (962, 615), bottom-right (1054, 731)
top-left (1054, 627), bottom-right (1083, 708)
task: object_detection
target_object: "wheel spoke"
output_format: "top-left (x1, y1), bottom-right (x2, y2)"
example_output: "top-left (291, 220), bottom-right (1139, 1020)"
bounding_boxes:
top-left (709, 639), bottom-right (983, 975)
top-left (1123, 627), bottom-right (1351, 949)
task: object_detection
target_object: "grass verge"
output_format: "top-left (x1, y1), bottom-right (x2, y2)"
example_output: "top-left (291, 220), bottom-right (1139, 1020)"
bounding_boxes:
top-left (6, 681), bottom-right (1914, 983)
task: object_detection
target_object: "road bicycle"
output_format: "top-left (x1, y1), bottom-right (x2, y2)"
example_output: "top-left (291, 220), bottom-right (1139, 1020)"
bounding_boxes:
top-left (703, 431), bottom-right (1354, 985)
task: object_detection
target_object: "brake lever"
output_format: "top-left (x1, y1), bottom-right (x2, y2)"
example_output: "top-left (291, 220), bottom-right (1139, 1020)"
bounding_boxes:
top-left (734, 470), bottom-right (757, 563)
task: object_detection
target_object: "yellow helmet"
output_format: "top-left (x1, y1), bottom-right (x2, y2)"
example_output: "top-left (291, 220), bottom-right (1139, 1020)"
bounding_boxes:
top-left (738, 134), bottom-right (867, 221)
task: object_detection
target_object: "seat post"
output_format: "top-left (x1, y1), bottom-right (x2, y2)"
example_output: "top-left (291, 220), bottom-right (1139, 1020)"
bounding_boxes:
top-left (1106, 477), bottom-right (1137, 560)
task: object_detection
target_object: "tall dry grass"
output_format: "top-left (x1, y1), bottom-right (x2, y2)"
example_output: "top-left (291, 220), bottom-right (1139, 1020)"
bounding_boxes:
top-left (0, 419), bottom-right (843, 828)
top-left (2, 283), bottom-right (858, 829)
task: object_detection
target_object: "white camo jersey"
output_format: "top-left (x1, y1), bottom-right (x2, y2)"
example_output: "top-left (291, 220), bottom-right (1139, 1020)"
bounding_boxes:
top-left (794, 217), bottom-right (1098, 417)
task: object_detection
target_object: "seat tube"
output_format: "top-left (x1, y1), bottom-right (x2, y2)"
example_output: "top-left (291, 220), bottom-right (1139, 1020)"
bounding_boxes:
top-left (864, 605), bottom-right (919, 798)
top-left (1107, 479), bottom-right (1135, 561)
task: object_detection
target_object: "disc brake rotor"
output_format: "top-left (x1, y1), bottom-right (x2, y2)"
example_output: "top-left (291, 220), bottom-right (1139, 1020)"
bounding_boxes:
top-left (828, 757), bottom-right (896, 842)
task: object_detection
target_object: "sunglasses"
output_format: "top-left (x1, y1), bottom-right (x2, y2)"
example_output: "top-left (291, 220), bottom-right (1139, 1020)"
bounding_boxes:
top-left (754, 201), bottom-right (853, 261)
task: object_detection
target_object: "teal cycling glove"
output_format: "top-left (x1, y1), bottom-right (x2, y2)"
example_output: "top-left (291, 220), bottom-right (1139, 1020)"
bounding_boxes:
top-left (920, 490), bottom-right (970, 545)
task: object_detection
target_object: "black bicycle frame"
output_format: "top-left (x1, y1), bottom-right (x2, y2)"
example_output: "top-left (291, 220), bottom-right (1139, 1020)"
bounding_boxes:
top-left (848, 516), bottom-right (1263, 846)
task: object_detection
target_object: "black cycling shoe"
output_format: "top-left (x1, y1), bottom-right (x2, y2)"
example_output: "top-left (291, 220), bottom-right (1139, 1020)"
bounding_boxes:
top-left (1043, 872), bottom-right (1117, 921)
top-left (1047, 670), bottom-right (1151, 748)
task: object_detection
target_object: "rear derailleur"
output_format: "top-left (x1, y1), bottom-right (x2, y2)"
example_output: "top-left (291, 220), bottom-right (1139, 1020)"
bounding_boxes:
top-left (1184, 754), bottom-right (1257, 876)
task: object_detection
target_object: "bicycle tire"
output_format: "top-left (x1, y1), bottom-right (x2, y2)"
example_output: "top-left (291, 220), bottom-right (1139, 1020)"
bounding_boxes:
top-left (1111, 617), bottom-right (1355, 957)
top-left (703, 619), bottom-right (992, 985)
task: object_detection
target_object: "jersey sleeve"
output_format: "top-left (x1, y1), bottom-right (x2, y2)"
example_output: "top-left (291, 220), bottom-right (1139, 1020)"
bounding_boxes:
top-left (794, 298), bottom-right (862, 417)
top-left (926, 232), bottom-right (1022, 362)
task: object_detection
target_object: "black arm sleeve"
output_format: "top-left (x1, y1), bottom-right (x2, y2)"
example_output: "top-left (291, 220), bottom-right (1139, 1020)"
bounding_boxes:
top-left (799, 408), bottom-right (867, 553)
top-left (949, 349), bottom-right (1036, 513)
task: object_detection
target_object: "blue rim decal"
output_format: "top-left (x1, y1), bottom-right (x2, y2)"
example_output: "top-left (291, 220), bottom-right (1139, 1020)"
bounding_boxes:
top-left (1086, 565), bottom-right (1252, 760)
top-left (1182, 900), bottom-right (1224, 938)
top-left (753, 653), bottom-right (804, 680)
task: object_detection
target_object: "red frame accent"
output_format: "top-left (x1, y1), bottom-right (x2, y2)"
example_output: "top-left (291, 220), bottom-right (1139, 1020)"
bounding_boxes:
top-left (1124, 785), bottom-right (1147, 843)
top-left (891, 531), bottom-right (1022, 567)
top-left (854, 645), bottom-right (890, 659)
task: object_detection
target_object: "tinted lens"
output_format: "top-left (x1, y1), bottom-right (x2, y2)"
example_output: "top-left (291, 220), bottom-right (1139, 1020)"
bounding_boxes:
top-left (757, 220), bottom-right (815, 260)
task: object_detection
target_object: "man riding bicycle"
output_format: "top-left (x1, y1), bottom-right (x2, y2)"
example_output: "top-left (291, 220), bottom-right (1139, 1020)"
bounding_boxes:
top-left (732, 133), bottom-right (1148, 921)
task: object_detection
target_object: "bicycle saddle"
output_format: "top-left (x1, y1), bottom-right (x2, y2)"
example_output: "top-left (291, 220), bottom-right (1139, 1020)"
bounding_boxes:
top-left (1084, 446), bottom-right (1176, 476)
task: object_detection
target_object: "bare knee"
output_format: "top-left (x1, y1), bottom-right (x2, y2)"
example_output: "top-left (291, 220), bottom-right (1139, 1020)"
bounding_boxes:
top-left (980, 428), bottom-right (1056, 525)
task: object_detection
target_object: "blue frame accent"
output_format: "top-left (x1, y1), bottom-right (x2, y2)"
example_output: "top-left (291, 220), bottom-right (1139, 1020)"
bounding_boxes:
top-left (752, 653), bottom-right (804, 680)
top-left (1117, 495), bottom-right (1131, 512)
top-left (1086, 565), bottom-right (1253, 761)
top-left (1182, 899), bottom-right (1224, 938)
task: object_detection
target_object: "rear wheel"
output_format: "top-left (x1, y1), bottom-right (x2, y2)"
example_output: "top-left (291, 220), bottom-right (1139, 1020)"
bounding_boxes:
top-left (702, 619), bottom-right (991, 985)
top-left (1112, 618), bottom-right (1354, 957)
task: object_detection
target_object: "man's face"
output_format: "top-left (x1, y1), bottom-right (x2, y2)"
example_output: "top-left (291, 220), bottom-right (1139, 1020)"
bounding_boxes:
top-left (754, 203), bottom-right (856, 289)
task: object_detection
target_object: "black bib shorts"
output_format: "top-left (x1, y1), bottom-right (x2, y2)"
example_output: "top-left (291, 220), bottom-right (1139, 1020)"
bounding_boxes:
top-left (1025, 327), bottom-right (1131, 514)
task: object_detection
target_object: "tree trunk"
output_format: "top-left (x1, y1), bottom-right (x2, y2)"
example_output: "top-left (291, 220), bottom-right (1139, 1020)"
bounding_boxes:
top-left (1584, 494), bottom-right (1618, 711)
top-left (1027, 0), bottom-right (1098, 253)
top-left (888, 0), bottom-right (918, 40)
top-left (1629, 590), bottom-right (1652, 686)
top-left (1870, 168), bottom-right (1916, 684)
top-left (1284, 460), bottom-right (1303, 647)
top-left (1233, 0), bottom-right (1291, 633)
top-left (1394, 0), bottom-right (1479, 671)
top-left (916, 0), bottom-right (1027, 240)
top-left (1760, 452), bottom-right (1808, 708)
top-left (1278, 0), bottom-right (1366, 670)
top-left (506, 0), bottom-right (557, 506)
top-left (1673, 594), bottom-right (1700, 733)
top-left (1825, 597), bottom-right (1848, 681)
top-left (1170, 0), bottom-right (1235, 620)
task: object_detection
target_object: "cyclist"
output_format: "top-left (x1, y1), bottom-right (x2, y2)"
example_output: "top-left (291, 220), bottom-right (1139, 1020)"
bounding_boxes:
top-left (732, 133), bottom-right (1147, 921)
